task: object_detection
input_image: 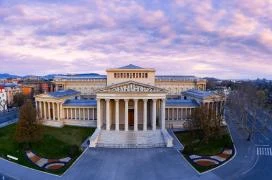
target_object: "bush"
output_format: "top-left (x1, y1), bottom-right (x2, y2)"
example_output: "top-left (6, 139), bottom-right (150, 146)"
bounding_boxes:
top-left (68, 145), bottom-right (79, 157)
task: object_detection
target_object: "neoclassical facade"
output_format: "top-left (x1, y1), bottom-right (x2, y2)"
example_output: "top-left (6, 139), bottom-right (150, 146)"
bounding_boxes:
top-left (35, 64), bottom-right (225, 148)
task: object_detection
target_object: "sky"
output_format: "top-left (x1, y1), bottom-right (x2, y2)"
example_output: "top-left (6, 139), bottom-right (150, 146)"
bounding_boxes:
top-left (0, 0), bottom-right (271, 79)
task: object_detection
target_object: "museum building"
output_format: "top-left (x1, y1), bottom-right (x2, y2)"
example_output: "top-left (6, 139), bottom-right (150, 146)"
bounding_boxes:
top-left (35, 64), bottom-right (225, 148)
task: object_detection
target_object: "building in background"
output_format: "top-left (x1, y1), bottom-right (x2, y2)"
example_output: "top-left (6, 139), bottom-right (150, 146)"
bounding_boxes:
top-left (3, 83), bottom-right (21, 107)
top-left (0, 86), bottom-right (7, 112)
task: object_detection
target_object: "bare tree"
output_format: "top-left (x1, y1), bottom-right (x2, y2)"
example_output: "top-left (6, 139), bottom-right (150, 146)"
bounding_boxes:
top-left (189, 106), bottom-right (223, 144)
top-left (227, 82), bottom-right (267, 141)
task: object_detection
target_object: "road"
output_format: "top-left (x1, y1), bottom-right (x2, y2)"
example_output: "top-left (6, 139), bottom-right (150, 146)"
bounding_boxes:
top-left (0, 109), bottom-right (18, 127)
top-left (214, 108), bottom-right (272, 180)
top-left (239, 110), bottom-right (272, 179)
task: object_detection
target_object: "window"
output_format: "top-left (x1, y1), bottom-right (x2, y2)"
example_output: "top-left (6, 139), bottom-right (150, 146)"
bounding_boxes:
top-left (121, 73), bottom-right (123, 78)
top-left (133, 73), bottom-right (135, 78)
top-left (114, 73), bottom-right (117, 78)
top-left (136, 73), bottom-right (138, 78)
top-left (127, 73), bottom-right (129, 78)
top-left (145, 73), bottom-right (148, 78)
top-left (139, 73), bottom-right (141, 78)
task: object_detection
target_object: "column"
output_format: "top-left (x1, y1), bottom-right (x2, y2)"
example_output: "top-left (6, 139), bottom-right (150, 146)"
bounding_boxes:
top-left (93, 108), bottom-right (95, 120)
top-left (143, 99), bottom-right (148, 131)
top-left (106, 99), bottom-right (110, 130)
top-left (57, 103), bottom-right (60, 120)
top-left (152, 99), bottom-right (157, 131)
top-left (74, 108), bottom-right (76, 120)
top-left (97, 99), bottom-right (101, 129)
top-left (39, 101), bottom-right (42, 119)
top-left (43, 102), bottom-right (46, 120)
top-left (60, 103), bottom-right (63, 120)
top-left (172, 108), bottom-right (174, 120)
top-left (161, 99), bottom-right (166, 130)
top-left (176, 108), bottom-right (179, 120)
top-left (83, 108), bottom-right (86, 120)
top-left (35, 101), bottom-right (38, 115)
top-left (47, 102), bottom-right (50, 120)
top-left (53, 103), bottom-right (56, 120)
top-left (167, 108), bottom-right (169, 121)
top-left (125, 99), bottom-right (129, 131)
top-left (134, 99), bottom-right (138, 131)
top-left (79, 108), bottom-right (81, 120)
top-left (87, 108), bottom-right (89, 120)
top-left (115, 99), bottom-right (119, 131)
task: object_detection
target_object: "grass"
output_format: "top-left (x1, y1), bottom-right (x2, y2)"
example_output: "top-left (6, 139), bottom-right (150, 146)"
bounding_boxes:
top-left (175, 130), bottom-right (234, 173)
top-left (0, 124), bottom-right (95, 175)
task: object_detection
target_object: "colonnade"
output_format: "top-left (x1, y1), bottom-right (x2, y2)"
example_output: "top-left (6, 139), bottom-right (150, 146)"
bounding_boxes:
top-left (166, 107), bottom-right (193, 121)
top-left (204, 101), bottom-right (225, 117)
top-left (97, 98), bottom-right (166, 131)
top-left (36, 101), bottom-right (61, 121)
top-left (63, 107), bottom-right (96, 120)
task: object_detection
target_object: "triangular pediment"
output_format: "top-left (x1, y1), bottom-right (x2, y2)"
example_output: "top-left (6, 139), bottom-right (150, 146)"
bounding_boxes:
top-left (35, 94), bottom-right (52, 98)
top-left (97, 81), bottom-right (168, 93)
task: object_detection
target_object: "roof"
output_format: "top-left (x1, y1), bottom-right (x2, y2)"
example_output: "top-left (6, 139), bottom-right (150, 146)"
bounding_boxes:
top-left (54, 75), bottom-right (106, 81)
top-left (183, 89), bottom-right (214, 99)
top-left (0, 83), bottom-right (18, 88)
top-left (63, 99), bottom-right (96, 107)
top-left (156, 76), bottom-right (200, 81)
top-left (166, 99), bottom-right (199, 107)
top-left (118, 64), bottom-right (143, 69)
top-left (48, 89), bottom-right (80, 98)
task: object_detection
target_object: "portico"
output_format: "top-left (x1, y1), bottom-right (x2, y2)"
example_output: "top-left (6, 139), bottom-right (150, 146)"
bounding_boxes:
top-left (96, 81), bottom-right (167, 132)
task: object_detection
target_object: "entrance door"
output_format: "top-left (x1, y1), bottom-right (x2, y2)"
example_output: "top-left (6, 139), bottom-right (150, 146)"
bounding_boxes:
top-left (128, 109), bottom-right (134, 126)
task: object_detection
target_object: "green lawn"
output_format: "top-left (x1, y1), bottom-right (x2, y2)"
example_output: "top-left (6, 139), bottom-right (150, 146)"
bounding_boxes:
top-left (175, 130), bottom-right (233, 173)
top-left (0, 124), bottom-right (95, 175)
top-left (175, 130), bottom-right (233, 156)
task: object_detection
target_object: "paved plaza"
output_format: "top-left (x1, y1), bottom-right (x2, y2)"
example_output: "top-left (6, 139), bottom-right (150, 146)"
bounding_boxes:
top-left (0, 148), bottom-right (221, 180)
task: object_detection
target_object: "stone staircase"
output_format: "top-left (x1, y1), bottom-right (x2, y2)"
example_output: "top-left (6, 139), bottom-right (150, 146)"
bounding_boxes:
top-left (95, 130), bottom-right (169, 148)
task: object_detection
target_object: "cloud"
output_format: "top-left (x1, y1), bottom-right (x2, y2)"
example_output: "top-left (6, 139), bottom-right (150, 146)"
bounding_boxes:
top-left (0, 0), bottom-right (271, 79)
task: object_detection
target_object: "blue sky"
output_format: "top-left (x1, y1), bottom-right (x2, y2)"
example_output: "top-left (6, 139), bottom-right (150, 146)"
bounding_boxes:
top-left (0, 0), bottom-right (271, 79)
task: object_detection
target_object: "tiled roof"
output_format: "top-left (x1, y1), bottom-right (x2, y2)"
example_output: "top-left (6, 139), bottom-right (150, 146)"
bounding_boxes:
top-left (48, 89), bottom-right (80, 98)
top-left (118, 64), bottom-right (143, 69)
top-left (63, 99), bottom-right (97, 107)
top-left (166, 99), bottom-right (199, 107)
top-left (183, 89), bottom-right (214, 99)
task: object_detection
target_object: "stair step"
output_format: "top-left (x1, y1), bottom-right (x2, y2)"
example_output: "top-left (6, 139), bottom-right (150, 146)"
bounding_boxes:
top-left (96, 130), bottom-right (166, 148)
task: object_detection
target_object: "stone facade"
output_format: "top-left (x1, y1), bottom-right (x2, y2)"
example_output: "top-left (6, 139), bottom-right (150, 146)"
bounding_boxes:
top-left (35, 64), bottom-right (225, 147)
